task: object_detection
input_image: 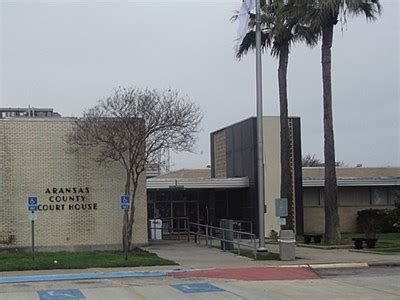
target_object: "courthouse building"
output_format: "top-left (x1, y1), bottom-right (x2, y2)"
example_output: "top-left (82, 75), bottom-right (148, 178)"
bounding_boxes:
top-left (148, 116), bottom-right (303, 237)
top-left (0, 109), bottom-right (148, 251)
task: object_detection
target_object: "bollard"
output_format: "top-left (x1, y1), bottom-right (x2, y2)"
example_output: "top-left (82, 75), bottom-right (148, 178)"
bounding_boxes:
top-left (278, 230), bottom-right (296, 261)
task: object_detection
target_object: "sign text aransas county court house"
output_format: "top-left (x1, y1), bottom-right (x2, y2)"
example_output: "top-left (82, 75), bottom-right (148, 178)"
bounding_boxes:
top-left (0, 118), bottom-right (148, 251)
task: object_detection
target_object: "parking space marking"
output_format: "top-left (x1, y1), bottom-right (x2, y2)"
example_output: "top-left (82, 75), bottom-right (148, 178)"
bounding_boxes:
top-left (171, 283), bottom-right (224, 293)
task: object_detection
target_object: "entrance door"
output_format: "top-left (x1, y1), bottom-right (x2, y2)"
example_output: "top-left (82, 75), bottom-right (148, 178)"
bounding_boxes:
top-left (156, 202), bottom-right (171, 233)
top-left (186, 201), bottom-right (199, 223)
top-left (172, 202), bottom-right (185, 233)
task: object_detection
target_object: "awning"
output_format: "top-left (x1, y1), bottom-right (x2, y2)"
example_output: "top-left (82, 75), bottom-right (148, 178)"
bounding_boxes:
top-left (147, 177), bottom-right (249, 189)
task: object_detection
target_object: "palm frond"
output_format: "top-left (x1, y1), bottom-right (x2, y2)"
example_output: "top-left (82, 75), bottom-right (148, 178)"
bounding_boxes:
top-left (236, 30), bottom-right (271, 59)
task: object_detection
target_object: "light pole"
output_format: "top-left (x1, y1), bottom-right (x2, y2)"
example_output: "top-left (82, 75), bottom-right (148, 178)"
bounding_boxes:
top-left (255, 0), bottom-right (267, 252)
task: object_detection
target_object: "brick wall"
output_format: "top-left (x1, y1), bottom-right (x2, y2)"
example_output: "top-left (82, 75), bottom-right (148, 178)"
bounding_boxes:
top-left (0, 119), bottom-right (148, 251)
top-left (213, 131), bottom-right (227, 178)
top-left (304, 206), bottom-right (395, 233)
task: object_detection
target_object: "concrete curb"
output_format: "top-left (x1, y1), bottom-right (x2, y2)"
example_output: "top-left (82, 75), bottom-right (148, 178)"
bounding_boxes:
top-left (368, 262), bottom-right (400, 267)
top-left (276, 262), bottom-right (369, 269)
top-left (0, 268), bottom-right (209, 284)
top-left (349, 249), bottom-right (400, 255)
top-left (1, 262), bottom-right (398, 284)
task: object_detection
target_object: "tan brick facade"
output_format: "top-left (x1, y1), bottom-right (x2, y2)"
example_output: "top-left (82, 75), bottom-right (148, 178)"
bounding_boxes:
top-left (304, 206), bottom-right (394, 233)
top-left (0, 119), bottom-right (148, 251)
top-left (213, 131), bottom-right (227, 178)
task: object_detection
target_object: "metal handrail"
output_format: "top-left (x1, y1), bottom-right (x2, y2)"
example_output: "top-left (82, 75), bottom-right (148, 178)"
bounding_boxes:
top-left (216, 219), bottom-right (253, 233)
top-left (188, 221), bottom-right (257, 259)
top-left (148, 217), bottom-right (258, 259)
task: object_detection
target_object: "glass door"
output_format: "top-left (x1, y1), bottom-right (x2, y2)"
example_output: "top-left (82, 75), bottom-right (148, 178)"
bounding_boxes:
top-left (172, 202), bottom-right (185, 233)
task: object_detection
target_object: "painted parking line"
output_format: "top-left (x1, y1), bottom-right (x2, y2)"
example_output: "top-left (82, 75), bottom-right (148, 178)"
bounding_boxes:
top-left (171, 283), bottom-right (224, 294)
top-left (0, 270), bottom-right (169, 284)
top-left (37, 289), bottom-right (86, 299)
top-left (0, 268), bottom-right (209, 284)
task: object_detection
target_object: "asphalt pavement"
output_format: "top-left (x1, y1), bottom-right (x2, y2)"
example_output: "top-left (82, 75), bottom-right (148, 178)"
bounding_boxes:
top-left (1, 241), bottom-right (400, 299)
top-left (1, 266), bottom-right (399, 299)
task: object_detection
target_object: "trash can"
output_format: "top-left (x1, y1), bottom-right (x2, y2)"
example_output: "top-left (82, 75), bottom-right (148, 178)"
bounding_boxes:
top-left (278, 230), bottom-right (296, 261)
top-left (219, 219), bottom-right (234, 250)
top-left (150, 219), bottom-right (162, 240)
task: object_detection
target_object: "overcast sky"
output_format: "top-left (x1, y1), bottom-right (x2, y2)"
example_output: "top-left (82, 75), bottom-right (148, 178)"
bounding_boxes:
top-left (1, 0), bottom-right (399, 170)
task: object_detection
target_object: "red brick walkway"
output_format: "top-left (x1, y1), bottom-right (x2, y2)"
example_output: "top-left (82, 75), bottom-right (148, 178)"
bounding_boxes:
top-left (171, 267), bottom-right (320, 281)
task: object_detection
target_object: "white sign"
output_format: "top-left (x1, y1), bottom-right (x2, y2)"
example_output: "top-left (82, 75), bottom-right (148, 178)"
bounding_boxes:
top-left (277, 217), bottom-right (286, 226)
top-left (28, 211), bottom-right (38, 221)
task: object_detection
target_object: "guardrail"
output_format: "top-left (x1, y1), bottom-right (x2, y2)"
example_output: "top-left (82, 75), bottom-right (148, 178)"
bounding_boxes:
top-left (188, 221), bottom-right (257, 259)
top-left (148, 217), bottom-right (257, 259)
top-left (216, 219), bottom-right (253, 235)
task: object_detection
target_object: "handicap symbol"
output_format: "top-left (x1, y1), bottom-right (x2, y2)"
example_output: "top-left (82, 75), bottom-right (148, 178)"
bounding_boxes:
top-left (37, 289), bottom-right (85, 299)
top-left (28, 197), bottom-right (37, 205)
top-left (121, 196), bottom-right (129, 203)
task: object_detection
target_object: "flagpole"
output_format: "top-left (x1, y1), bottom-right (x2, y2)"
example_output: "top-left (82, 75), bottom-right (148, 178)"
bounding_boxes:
top-left (255, 0), bottom-right (267, 251)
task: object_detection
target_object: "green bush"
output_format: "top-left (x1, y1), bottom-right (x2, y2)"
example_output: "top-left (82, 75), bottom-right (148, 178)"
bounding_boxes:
top-left (357, 209), bottom-right (386, 237)
top-left (357, 205), bottom-right (400, 235)
top-left (387, 199), bottom-right (400, 232)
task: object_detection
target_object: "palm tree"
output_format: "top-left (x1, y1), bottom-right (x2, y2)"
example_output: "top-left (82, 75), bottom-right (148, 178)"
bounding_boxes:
top-left (235, 1), bottom-right (318, 231)
top-left (293, 0), bottom-right (381, 244)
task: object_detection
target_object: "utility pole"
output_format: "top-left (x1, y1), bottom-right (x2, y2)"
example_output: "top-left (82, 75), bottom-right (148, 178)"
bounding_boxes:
top-left (255, 0), bottom-right (267, 252)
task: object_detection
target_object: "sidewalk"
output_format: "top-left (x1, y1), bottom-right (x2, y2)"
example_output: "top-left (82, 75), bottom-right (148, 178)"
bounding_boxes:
top-left (1, 240), bottom-right (399, 281)
top-left (143, 240), bottom-right (400, 269)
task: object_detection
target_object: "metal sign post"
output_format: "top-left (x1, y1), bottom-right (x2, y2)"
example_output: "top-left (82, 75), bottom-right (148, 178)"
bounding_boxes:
top-left (120, 195), bottom-right (130, 261)
top-left (27, 196), bottom-right (38, 261)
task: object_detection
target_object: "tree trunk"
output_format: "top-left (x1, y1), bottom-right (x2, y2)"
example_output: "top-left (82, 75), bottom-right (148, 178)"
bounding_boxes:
top-left (278, 42), bottom-right (294, 230)
top-left (321, 24), bottom-right (341, 244)
top-left (122, 172), bottom-right (131, 252)
top-left (127, 173), bottom-right (138, 250)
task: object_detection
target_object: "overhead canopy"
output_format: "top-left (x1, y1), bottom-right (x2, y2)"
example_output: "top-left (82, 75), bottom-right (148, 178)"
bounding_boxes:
top-left (303, 177), bottom-right (400, 187)
top-left (147, 177), bottom-right (249, 189)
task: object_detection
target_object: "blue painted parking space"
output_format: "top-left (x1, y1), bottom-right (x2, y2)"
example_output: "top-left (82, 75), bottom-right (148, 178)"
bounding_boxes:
top-left (171, 283), bottom-right (224, 293)
top-left (0, 270), bottom-right (170, 284)
top-left (37, 289), bottom-right (85, 299)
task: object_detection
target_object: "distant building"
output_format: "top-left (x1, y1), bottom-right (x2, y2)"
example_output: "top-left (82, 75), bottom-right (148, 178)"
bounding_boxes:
top-left (303, 167), bottom-right (400, 233)
top-left (0, 107), bottom-right (61, 119)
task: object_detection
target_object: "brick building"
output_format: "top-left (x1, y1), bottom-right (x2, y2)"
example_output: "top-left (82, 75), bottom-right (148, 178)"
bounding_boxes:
top-left (0, 117), bottom-right (148, 251)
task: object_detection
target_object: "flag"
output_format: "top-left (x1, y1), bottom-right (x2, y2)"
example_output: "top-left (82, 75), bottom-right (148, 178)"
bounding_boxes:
top-left (237, 0), bottom-right (256, 41)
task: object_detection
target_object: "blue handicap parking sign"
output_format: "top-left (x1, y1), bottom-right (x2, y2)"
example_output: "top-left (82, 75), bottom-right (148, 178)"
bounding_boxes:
top-left (120, 195), bottom-right (130, 210)
top-left (28, 196), bottom-right (38, 211)
top-left (120, 195), bottom-right (130, 204)
top-left (37, 289), bottom-right (86, 299)
top-left (121, 204), bottom-right (130, 210)
top-left (28, 197), bottom-right (38, 205)
top-left (171, 283), bottom-right (224, 294)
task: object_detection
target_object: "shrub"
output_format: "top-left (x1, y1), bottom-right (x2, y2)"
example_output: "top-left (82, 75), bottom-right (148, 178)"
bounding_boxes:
top-left (357, 206), bottom-right (400, 235)
top-left (387, 199), bottom-right (400, 232)
top-left (356, 209), bottom-right (386, 237)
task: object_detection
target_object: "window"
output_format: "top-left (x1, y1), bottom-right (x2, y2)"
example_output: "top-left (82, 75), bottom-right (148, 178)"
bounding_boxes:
top-left (338, 187), bottom-right (370, 206)
top-left (389, 187), bottom-right (400, 204)
top-left (371, 187), bottom-right (389, 205)
top-left (303, 188), bottom-right (320, 206)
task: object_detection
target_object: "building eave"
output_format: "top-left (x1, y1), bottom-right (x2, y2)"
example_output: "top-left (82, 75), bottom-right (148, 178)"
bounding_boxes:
top-left (147, 177), bottom-right (249, 189)
top-left (303, 178), bottom-right (400, 187)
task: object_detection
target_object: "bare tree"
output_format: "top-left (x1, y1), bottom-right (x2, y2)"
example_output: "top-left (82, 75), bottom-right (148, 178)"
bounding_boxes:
top-left (302, 154), bottom-right (324, 167)
top-left (68, 87), bottom-right (202, 250)
top-left (303, 154), bottom-right (346, 167)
